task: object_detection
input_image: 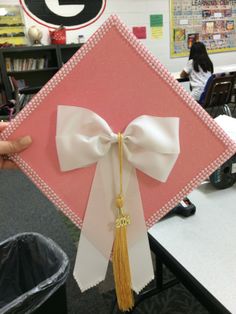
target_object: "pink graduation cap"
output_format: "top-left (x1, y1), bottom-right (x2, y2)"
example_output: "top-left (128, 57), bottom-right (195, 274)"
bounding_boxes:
top-left (1, 15), bottom-right (236, 311)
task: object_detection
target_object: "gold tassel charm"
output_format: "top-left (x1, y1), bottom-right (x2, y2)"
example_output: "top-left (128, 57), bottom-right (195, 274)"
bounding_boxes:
top-left (113, 195), bottom-right (134, 311)
top-left (112, 133), bottom-right (134, 312)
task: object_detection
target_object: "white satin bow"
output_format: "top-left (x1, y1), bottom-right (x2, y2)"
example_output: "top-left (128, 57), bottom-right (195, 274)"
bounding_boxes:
top-left (56, 105), bottom-right (180, 293)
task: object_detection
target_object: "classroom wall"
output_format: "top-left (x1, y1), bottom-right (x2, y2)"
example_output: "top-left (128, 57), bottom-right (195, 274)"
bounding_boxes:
top-left (1, 0), bottom-right (236, 72)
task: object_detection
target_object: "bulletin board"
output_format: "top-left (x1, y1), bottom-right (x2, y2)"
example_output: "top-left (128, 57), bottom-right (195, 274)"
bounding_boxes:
top-left (0, 5), bottom-right (27, 46)
top-left (170, 0), bottom-right (236, 57)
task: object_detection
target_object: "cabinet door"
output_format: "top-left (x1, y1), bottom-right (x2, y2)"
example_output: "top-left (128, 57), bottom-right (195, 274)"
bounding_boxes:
top-left (58, 44), bottom-right (82, 65)
top-left (0, 67), bottom-right (6, 106)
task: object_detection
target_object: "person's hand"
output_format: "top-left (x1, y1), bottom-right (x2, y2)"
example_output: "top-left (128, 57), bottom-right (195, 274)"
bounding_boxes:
top-left (0, 122), bottom-right (32, 169)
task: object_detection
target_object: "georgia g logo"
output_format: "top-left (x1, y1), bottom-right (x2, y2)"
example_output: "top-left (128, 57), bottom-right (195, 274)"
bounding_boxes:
top-left (20, 0), bottom-right (106, 30)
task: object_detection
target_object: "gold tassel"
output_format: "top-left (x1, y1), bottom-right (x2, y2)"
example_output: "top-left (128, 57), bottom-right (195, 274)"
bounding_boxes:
top-left (112, 134), bottom-right (134, 312)
top-left (113, 195), bottom-right (134, 311)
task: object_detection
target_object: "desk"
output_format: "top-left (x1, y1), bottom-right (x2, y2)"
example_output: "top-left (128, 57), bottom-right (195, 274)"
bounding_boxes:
top-left (149, 183), bottom-right (236, 314)
top-left (172, 64), bottom-right (236, 82)
top-left (215, 64), bottom-right (236, 74)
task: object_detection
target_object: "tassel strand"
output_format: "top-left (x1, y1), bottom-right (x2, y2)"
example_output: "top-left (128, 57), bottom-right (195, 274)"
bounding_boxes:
top-left (112, 133), bottom-right (134, 312)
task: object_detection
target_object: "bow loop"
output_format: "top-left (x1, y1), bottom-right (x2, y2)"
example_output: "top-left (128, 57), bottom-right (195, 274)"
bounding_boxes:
top-left (123, 115), bottom-right (180, 182)
top-left (56, 106), bottom-right (115, 171)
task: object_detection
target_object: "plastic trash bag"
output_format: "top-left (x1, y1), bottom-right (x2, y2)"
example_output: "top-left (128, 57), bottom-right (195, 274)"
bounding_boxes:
top-left (0, 233), bottom-right (70, 314)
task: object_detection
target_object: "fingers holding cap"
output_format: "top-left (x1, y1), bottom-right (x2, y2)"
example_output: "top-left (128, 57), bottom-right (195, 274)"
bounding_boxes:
top-left (0, 136), bottom-right (32, 155)
top-left (0, 122), bottom-right (9, 132)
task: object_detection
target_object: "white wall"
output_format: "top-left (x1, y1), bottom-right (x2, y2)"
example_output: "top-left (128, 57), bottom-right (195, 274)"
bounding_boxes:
top-left (1, 0), bottom-right (236, 72)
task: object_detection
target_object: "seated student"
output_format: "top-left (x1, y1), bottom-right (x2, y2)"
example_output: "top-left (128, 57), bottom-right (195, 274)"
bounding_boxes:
top-left (180, 41), bottom-right (214, 102)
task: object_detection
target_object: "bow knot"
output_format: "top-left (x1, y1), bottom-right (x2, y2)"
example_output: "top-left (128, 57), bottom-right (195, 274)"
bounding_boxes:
top-left (108, 133), bottom-right (119, 145)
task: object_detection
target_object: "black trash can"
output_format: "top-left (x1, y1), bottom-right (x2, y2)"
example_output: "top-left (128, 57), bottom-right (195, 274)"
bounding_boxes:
top-left (0, 232), bottom-right (70, 314)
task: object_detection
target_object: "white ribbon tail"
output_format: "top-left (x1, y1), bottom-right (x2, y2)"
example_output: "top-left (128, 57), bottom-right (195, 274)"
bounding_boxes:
top-left (73, 150), bottom-right (116, 291)
top-left (126, 167), bottom-right (154, 293)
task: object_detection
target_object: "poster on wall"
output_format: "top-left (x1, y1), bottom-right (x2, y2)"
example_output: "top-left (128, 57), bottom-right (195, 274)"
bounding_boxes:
top-left (150, 14), bottom-right (163, 39)
top-left (132, 26), bottom-right (147, 39)
top-left (20, 0), bottom-right (106, 30)
top-left (170, 0), bottom-right (236, 57)
top-left (0, 5), bottom-right (27, 46)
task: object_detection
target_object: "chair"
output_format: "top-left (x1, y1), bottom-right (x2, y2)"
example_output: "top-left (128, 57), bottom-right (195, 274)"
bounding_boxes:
top-left (199, 73), bottom-right (236, 118)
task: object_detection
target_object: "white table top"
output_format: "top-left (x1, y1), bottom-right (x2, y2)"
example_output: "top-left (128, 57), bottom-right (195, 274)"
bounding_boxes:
top-left (172, 63), bottom-right (236, 81)
top-left (215, 64), bottom-right (236, 74)
top-left (149, 182), bottom-right (236, 313)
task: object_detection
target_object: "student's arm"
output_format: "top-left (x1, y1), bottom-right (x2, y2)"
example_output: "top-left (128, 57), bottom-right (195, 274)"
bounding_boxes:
top-left (180, 60), bottom-right (192, 78)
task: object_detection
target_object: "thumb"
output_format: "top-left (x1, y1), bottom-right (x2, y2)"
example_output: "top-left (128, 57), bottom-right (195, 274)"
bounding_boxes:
top-left (0, 136), bottom-right (32, 155)
top-left (0, 122), bottom-right (9, 132)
